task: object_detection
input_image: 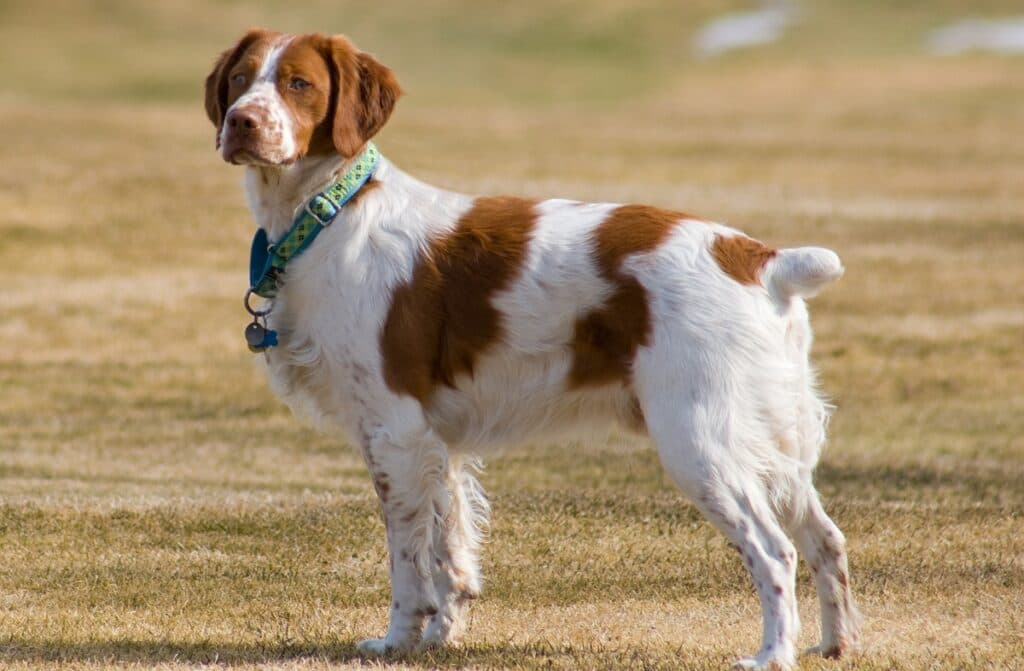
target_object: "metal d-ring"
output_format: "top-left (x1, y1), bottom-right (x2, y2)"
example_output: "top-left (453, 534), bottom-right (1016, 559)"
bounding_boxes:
top-left (243, 288), bottom-right (273, 318)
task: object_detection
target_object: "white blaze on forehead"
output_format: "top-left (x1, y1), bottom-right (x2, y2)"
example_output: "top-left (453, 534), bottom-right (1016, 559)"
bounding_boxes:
top-left (220, 35), bottom-right (298, 162)
top-left (256, 36), bottom-right (292, 82)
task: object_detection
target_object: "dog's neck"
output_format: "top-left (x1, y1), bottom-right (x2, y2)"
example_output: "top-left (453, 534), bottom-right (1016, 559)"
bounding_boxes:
top-left (243, 153), bottom-right (352, 242)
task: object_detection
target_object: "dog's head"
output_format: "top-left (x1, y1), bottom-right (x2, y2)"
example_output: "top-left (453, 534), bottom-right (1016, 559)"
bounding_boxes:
top-left (204, 30), bottom-right (401, 166)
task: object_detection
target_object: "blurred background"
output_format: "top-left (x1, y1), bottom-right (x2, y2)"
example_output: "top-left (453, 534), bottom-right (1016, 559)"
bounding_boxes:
top-left (0, 1), bottom-right (1022, 669)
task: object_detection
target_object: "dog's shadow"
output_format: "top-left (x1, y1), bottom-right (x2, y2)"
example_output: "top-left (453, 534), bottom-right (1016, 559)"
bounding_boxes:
top-left (0, 638), bottom-right (365, 666)
top-left (0, 637), bottom-right (639, 668)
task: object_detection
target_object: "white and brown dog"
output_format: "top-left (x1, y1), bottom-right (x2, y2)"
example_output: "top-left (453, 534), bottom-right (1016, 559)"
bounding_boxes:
top-left (205, 29), bottom-right (860, 670)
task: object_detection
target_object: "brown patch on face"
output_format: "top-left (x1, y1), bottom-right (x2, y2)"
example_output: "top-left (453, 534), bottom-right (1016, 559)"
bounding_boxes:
top-left (205, 31), bottom-right (401, 160)
top-left (711, 234), bottom-right (777, 286)
top-left (204, 29), bottom-right (280, 144)
top-left (381, 197), bottom-right (537, 404)
top-left (568, 205), bottom-right (693, 388)
top-left (269, 35), bottom-right (333, 157)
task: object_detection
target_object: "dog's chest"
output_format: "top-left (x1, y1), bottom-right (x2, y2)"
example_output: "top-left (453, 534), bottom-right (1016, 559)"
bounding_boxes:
top-left (260, 240), bottom-right (398, 432)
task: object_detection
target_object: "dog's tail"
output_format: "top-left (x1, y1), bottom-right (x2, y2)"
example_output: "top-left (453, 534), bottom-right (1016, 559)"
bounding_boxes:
top-left (711, 233), bottom-right (843, 302)
top-left (763, 246), bottom-right (844, 302)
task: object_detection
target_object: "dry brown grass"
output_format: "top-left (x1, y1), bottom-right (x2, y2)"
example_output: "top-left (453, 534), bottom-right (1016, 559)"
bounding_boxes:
top-left (1, 1), bottom-right (1023, 669)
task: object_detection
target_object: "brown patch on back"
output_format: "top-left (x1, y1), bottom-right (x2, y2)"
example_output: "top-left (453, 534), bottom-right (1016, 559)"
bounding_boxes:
top-left (711, 234), bottom-right (777, 286)
top-left (381, 197), bottom-right (537, 404)
top-left (568, 205), bottom-right (693, 388)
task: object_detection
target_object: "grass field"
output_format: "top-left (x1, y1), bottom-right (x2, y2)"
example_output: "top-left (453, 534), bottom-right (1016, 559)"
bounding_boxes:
top-left (1, 1), bottom-right (1023, 669)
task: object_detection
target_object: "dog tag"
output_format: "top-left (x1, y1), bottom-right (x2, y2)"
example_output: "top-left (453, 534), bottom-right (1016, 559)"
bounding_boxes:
top-left (245, 321), bottom-right (267, 351)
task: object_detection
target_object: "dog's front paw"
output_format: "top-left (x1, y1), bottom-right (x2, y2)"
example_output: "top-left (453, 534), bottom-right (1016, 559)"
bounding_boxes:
top-left (419, 626), bottom-right (462, 650)
top-left (802, 642), bottom-right (846, 660)
top-left (420, 605), bottom-right (468, 649)
top-left (730, 651), bottom-right (793, 671)
top-left (358, 632), bottom-right (422, 657)
top-left (356, 638), bottom-right (391, 656)
top-left (416, 636), bottom-right (454, 653)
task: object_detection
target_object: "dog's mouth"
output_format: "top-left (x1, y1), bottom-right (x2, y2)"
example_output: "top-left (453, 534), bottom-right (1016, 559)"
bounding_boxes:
top-left (227, 149), bottom-right (257, 165)
top-left (229, 149), bottom-right (268, 166)
top-left (227, 148), bottom-right (296, 168)
top-left (220, 131), bottom-right (295, 167)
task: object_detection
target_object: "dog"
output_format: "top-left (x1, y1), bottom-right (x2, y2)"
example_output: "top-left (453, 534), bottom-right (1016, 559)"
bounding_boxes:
top-left (204, 29), bottom-right (860, 670)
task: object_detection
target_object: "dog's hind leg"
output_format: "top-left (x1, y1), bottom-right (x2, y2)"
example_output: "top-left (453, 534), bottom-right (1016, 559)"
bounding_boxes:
top-left (771, 299), bottom-right (861, 659)
top-left (636, 373), bottom-right (800, 670)
top-left (421, 457), bottom-right (489, 647)
top-left (787, 486), bottom-right (861, 659)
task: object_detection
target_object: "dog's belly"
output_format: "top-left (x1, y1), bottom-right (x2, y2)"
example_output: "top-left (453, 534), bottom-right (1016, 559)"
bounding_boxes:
top-left (424, 347), bottom-right (643, 453)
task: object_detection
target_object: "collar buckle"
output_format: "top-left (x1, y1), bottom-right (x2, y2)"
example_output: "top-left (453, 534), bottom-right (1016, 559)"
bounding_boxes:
top-left (304, 195), bottom-right (339, 227)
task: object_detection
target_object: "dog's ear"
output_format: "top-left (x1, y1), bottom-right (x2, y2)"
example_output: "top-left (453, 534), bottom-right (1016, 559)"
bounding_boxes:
top-left (204, 29), bottom-right (273, 145)
top-left (323, 36), bottom-right (402, 158)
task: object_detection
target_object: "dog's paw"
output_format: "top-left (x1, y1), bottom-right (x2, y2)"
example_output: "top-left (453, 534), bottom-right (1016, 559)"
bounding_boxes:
top-left (416, 636), bottom-right (454, 653)
top-left (356, 638), bottom-right (391, 656)
top-left (418, 627), bottom-right (456, 650)
top-left (420, 610), bottom-right (466, 649)
top-left (801, 643), bottom-right (845, 660)
top-left (418, 626), bottom-right (464, 651)
top-left (730, 653), bottom-right (792, 671)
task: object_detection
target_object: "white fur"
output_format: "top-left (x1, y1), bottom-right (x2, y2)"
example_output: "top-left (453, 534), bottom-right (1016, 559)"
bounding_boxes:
top-left (227, 52), bottom-right (859, 671)
top-left (219, 37), bottom-right (297, 165)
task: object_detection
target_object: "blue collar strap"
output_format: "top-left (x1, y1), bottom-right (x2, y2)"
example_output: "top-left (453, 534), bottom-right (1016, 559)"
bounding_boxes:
top-left (248, 142), bottom-right (380, 299)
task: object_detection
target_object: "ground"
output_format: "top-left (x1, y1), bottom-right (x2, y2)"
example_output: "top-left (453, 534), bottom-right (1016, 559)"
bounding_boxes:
top-left (1, 1), bottom-right (1023, 669)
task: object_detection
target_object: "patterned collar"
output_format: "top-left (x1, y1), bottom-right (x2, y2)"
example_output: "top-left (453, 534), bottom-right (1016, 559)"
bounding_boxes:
top-left (248, 142), bottom-right (380, 299)
top-left (243, 142), bottom-right (380, 352)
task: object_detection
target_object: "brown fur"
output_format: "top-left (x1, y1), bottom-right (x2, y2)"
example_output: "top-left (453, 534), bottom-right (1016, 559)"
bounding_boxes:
top-left (624, 394), bottom-right (648, 433)
top-left (711, 234), bottom-right (777, 286)
top-left (203, 29), bottom-right (279, 143)
top-left (204, 30), bottom-right (401, 159)
top-left (381, 197), bottom-right (537, 404)
top-left (568, 205), bottom-right (694, 388)
top-left (343, 178), bottom-right (381, 207)
top-left (271, 35), bottom-right (335, 157)
top-left (317, 35), bottom-right (402, 158)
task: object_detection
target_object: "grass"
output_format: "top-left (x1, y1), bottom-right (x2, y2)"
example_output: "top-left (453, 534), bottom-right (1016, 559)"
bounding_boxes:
top-left (1, 1), bottom-right (1023, 669)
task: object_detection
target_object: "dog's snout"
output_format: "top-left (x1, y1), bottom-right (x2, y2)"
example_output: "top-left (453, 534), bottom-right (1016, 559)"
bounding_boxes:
top-left (219, 98), bottom-right (292, 165)
top-left (226, 108), bottom-right (260, 133)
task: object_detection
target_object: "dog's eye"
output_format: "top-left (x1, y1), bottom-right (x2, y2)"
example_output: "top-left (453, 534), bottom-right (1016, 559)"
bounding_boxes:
top-left (289, 77), bottom-right (311, 91)
top-left (231, 73), bottom-right (246, 87)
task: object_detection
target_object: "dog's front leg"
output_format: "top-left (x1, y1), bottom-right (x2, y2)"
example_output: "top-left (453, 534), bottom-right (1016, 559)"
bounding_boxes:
top-left (422, 458), bottom-right (489, 646)
top-left (357, 422), bottom-right (450, 655)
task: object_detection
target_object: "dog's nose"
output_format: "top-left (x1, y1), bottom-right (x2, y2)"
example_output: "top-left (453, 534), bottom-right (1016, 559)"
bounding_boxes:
top-left (226, 108), bottom-right (260, 133)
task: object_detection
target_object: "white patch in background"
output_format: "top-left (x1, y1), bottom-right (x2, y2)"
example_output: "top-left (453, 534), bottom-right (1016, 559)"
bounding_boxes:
top-left (692, 0), bottom-right (797, 59)
top-left (928, 17), bottom-right (1024, 55)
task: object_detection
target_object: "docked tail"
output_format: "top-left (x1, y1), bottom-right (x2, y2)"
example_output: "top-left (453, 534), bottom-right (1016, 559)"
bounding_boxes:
top-left (763, 247), bottom-right (844, 301)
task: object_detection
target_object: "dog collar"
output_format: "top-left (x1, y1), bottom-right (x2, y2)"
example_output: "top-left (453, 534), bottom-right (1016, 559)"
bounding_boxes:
top-left (244, 142), bottom-right (380, 352)
top-left (248, 142), bottom-right (380, 299)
